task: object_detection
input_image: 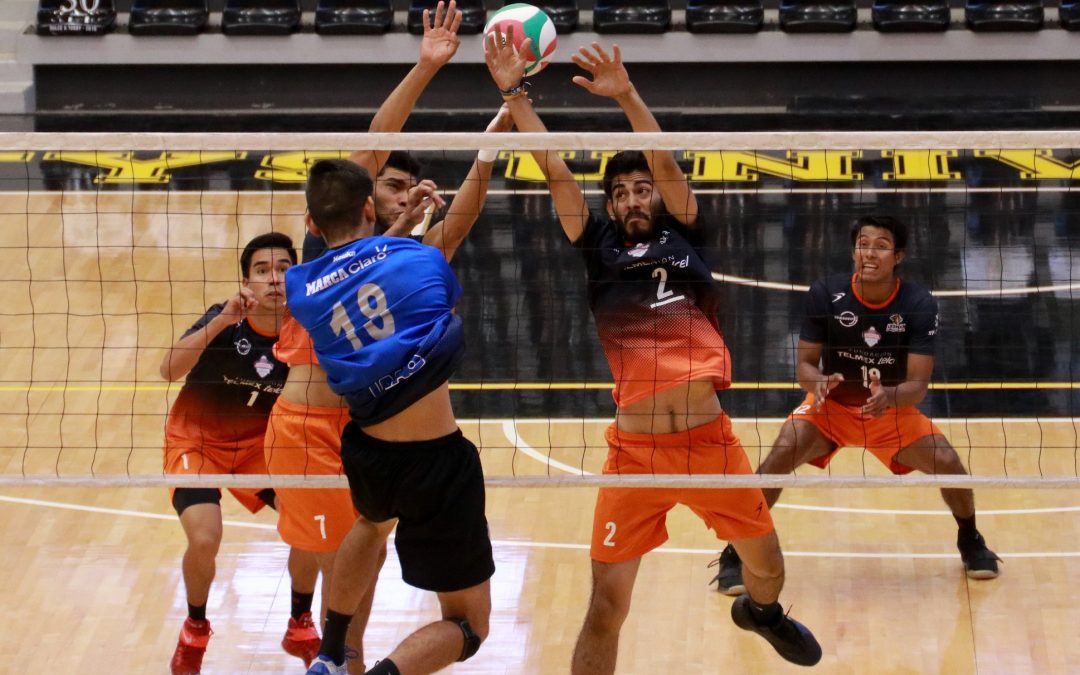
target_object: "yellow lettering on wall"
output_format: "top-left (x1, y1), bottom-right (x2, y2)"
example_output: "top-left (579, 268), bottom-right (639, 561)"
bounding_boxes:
top-left (685, 150), bottom-right (862, 182)
top-left (976, 149), bottom-right (1080, 180)
top-left (882, 150), bottom-right (960, 180)
top-left (254, 151), bottom-right (349, 182)
top-left (41, 152), bottom-right (246, 184)
top-left (0, 152), bottom-right (33, 162)
top-left (503, 150), bottom-right (615, 183)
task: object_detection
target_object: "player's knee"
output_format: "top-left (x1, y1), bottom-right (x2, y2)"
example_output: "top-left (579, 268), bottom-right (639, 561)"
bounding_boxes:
top-left (585, 583), bottom-right (633, 629)
top-left (931, 444), bottom-right (967, 474)
top-left (450, 618), bottom-right (485, 661)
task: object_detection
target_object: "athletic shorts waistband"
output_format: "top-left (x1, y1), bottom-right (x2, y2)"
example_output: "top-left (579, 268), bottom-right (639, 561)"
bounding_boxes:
top-left (347, 424), bottom-right (464, 453)
top-left (273, 397), bottom-right (349, 417)
top-left (607, 412), bottom-right (734, 447)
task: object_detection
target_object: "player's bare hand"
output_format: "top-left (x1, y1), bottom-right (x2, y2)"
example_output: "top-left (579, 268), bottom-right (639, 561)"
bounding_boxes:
top-left (420, 0), bottom-right (462, 67)
top-left (403, 179), bottom-right (445, 224)
top-left (571, 43), bottom-right (632, 99)
top-left (484, 25), bottom-right (530, 91)
top-left (486, 103), bottom-right (515, 133)
top-left (860, 371), bottom-right (890, 417)
top-left (812, 372), bottom-right (844, 409)
top-left (221, 287), bottom-right (257, 321)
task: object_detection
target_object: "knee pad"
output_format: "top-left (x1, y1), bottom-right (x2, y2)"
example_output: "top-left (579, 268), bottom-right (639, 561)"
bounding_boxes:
top-left (256, 488), bottom-right (277, 510)
top-left (172, 487), bottom-right (221, 516)
top-left (451, 618), bottom-right (481, 662)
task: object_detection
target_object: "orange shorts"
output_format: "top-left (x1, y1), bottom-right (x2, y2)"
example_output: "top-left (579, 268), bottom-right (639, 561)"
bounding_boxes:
top-left (163, 435), bottom-right (270, 514)
top-left (591, 413), bottom-right (774, 563)
top-left (264, 398), bottom-right (357, 552)
top-left (791, 394), bottom-right (944, 475)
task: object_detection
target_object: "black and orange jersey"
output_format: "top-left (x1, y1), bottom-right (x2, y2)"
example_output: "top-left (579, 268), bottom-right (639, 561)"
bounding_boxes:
top-left (801, 273), bottom-right (938, 407)
top-left (165, 304), bottom-right (289, 446)
top-left (573, 212), bottom-right (731, 407)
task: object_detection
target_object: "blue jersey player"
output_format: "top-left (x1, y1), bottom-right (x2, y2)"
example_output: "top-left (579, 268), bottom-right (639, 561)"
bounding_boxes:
top-left (286, 159), bottom-right (493, 675)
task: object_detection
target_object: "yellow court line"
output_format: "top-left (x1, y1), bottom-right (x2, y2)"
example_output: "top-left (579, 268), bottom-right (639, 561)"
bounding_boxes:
top-left (0, 381), bottom-right (1078, 393)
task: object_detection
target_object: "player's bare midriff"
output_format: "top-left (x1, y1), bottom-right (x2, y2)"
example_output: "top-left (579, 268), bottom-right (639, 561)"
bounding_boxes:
top-left (281, 363), bottom-right (347, 409)
top-left (614, 380), bottom-right (724, 435)
top-left (362, 381), bottom-right (459, 442)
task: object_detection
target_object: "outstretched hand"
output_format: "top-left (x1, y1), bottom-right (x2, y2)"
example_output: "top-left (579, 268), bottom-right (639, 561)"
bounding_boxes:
top-left (484, 26), bottom-right (530, 91)
top-left (420, 0), bottom-right (463, 68)
top-left (571, 42), bottom-right (632, 99)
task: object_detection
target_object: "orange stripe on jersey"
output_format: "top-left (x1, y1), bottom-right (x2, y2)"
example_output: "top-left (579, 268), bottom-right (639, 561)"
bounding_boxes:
top-left (851, 273), bottom-right (901, 309)
top-left (273, 315), bottom-right (317, 366)
top-left (598, 303), bottom-right (732, 408)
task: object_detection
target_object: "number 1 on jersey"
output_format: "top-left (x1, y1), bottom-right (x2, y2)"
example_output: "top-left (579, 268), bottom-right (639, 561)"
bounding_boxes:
top-left (330, 282), bottom-right (396, 350)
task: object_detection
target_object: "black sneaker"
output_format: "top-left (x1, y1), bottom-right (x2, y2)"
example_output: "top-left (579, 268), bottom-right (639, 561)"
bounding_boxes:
top-left (708, 544), bottom-right (746, 596)
top-left (958, 532), bottom-right (1001, 580)
top-left (730, 595), bottom-right (822, 667)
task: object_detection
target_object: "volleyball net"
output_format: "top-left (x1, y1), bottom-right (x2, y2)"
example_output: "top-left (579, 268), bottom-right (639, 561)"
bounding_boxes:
top-left (0, 130), bottom-right (1077, 489)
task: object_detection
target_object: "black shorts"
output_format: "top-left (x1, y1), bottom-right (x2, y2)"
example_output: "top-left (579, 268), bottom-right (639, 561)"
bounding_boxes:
top-left (341, 422), bottom-right (495, 593)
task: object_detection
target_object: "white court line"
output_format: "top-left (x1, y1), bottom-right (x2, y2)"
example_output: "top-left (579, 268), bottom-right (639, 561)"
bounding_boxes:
top-left (0, 495), bottom-right (1077, 559)
top-left (499, 421), bottom-right (1080, 515)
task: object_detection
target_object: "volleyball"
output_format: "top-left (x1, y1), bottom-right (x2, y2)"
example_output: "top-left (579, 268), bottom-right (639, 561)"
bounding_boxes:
top-left (484, 3), bottom-right (557, 77)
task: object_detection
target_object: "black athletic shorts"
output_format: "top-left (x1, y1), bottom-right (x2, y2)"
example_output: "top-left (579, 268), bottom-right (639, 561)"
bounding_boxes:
top-left (341, 422), bottom-right (495, 593)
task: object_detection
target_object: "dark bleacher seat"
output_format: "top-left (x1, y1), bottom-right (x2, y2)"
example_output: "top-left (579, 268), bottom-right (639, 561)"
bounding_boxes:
top-left (524, 0), bottom-right (580, 33)
top-left (37, 0), bottom-right (116, 35)
top-left (779, 0), bottom-right (857, 32)
top-left (872, 0), bottom-right (950, 31)
top-left (222, 0), bottom-right (302, 35)
top-left (315, 0), bottom-right (393, 34)
top-left (593, 0), bottom-right (671, 33)
top-left (1062, 0), bottom-right (1080, 29)
top-left (965, 0), bottom-right (1043, 30)
top-left (129, 0), bottom-right (209, 36)
top-left (407, 0), bottom-right (486, 34)
top-left (686, 0), bottom-right (764, 33)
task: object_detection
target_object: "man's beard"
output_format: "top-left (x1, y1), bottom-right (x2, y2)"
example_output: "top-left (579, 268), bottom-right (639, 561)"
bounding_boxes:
top-left (618, 211), bottom-right (653, 243)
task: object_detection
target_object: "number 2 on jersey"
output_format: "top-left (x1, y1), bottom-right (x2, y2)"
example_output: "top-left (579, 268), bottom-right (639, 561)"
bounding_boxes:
top-left (652, 267), bottom-right (674, 301)
top-left (329, 283), bottom-right (396, 350)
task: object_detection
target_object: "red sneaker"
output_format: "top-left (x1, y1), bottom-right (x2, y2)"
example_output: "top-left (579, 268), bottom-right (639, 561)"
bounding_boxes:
top-left (170, 618), bottom-right (212, 675)
top-left (282, 611), bottom-right (321, 667)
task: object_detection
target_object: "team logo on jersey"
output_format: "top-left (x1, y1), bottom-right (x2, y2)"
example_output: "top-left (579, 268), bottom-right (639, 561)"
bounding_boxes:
top-left (254, 355), bottom-right (275, 378)
top-left (627, 242), bottom-right (650, 258)
top-left (836, 311), bottom-right (858, 328)
top-left (235, 338), bottom-right (252, 355)
top-left (862, 326), bottom-right (882, 347)
top-left (886, 314), bottom-right (906, 333)
top-left (832, 292), bottom-right (846, 303)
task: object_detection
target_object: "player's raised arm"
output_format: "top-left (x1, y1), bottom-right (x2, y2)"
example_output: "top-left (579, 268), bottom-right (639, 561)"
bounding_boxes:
top-left (571, 42), bottom-right (697, 227)
top-left (485, 27), bottom-right (588, 243)
top-left (423, 103), bottom-right (514, 261)
top-left (349, 0), bottom-right (463, 177)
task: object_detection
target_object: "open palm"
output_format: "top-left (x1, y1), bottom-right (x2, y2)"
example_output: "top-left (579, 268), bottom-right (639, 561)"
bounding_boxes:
top-left (420, 0), bottom-right (462, 68)
top-left (571, 42), bottom-right (631, 98)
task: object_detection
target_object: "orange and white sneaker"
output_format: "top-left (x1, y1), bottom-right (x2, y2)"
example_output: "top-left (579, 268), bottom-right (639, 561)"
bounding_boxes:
top-left (170, 618), bottom-right (212, 675)
top-left (282, 611), bottom-right (322, 667)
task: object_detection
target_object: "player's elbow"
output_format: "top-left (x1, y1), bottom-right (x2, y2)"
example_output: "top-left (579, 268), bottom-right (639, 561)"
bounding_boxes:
top-left (159, 358), bottom-right (178, 382)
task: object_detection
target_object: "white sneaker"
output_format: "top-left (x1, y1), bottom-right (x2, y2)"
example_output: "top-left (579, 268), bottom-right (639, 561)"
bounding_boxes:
top-left (305, 655), bottom-right (347, 675)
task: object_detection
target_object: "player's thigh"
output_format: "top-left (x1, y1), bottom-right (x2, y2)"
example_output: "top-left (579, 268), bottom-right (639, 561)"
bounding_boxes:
top-left (762, 418), bottom-right (837, 470)
top-left (591, 487), bottom-right (675, 563)
top-left (437, 578), bottom-right (492, 637)
top-left (894, 433), bottom-right (966, 474)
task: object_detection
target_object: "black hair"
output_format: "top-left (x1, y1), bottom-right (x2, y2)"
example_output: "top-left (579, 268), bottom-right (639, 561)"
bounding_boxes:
top-left (240, 232), bottom-right (297, 278)
top-left (601, 150), bottom-right (653, 199)
top-left (850, 215), bottom-right (908, 253)
top-left (305, 159), bottom-right (374, 240)
top-left (380, 151), bottom-right (423, 180)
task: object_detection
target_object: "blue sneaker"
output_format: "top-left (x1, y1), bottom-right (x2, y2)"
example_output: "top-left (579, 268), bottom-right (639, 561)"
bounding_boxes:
top-left (731, 595), bottom-right (822, 666)
top-left (306, 656), bottom-right (347, 675)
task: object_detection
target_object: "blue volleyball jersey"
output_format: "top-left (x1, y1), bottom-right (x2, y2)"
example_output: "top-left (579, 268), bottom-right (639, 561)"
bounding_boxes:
top-left (284, 236), bottom-right (465, 425)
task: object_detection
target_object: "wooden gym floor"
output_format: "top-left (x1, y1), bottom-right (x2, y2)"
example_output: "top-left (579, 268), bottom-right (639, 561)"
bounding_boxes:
top-left (0, 192), bottom-right (1077, 673)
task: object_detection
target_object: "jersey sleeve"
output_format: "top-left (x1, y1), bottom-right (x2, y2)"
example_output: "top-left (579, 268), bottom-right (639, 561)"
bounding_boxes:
top-left (907, 292), bottom-right (938, 355)
top-left (180, 303), bottom-right (225, 339)
top-left (799, 281), bottom-right (830, 344)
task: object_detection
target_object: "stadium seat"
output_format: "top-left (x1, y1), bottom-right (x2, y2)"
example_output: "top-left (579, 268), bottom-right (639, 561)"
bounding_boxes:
top-left (315, 0), bottom-right (393, 34)
top-left (965, 0), bottom-right (1043, 30)
top-left (592, 0), bottom-right (672, 33)
top-left (408, 0), bottom-right (486, 34)
top-left (686, 0), bottom-right (764, 33)
top-left (1062, 0), bottom-right (1080, 29)
top-left (37, 0), bottom-right (116, 35)
top-left (523, 0), bottom-right (580, 33)
top-left (222, 0), bottom-right (302, 35)
top-left (129, 0), bottom-right (209, 36)
top-left (871, 0), bottom-right (950, 31)
top-left (779, 0), bottom-right (857, 32)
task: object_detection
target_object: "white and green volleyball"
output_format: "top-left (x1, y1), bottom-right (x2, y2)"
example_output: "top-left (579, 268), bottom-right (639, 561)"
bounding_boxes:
top-left (484, 3), bottom-right (557, 77)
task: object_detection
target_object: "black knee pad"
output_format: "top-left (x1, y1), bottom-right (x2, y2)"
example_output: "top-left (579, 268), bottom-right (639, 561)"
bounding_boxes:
top-left (256, 488), bottom-right (277, 510)
top-left (452, 618), bottom-right (481, 661)
top-left (172, 487), bottom-right (221, 516)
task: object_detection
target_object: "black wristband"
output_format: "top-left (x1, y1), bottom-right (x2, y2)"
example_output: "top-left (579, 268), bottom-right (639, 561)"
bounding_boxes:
top-left (499, 80), bottom-right (528, 99)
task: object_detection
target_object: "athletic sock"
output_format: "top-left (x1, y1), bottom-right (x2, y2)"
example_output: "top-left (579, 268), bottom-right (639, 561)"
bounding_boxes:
top-left (290, 589), bottom-right (314, 620)
top-left (747, 598), bottom-right (783, 626)
top-left (366, 658), bottom-right (402, 675)
top-left (955, 514), bottom-right (978, 542)
top-left (187, 603), bottom-right (207, 622)
top-left (318, 609), bottom-right (353, 665)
